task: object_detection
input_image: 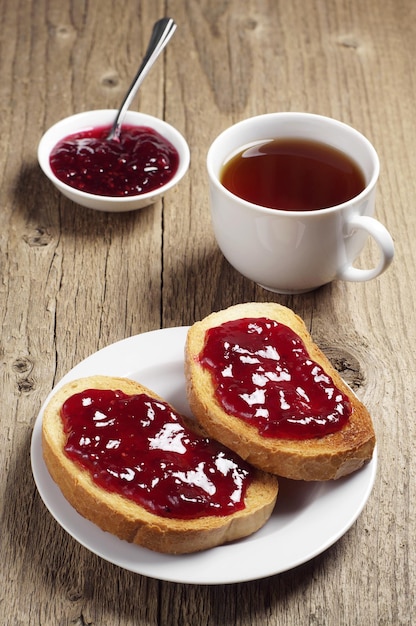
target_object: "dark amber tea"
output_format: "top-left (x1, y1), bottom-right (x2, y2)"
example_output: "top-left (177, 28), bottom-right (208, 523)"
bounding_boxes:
top-left (220, 138), bottom-right (366, 211)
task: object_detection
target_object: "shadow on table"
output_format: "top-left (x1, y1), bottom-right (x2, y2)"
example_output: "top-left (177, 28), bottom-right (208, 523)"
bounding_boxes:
top-left (12, 162), bottom-right (162, 244)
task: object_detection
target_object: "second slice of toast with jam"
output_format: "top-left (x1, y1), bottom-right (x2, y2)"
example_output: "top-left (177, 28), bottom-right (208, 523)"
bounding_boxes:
top-left (185, 302), bottom-right (375, 481)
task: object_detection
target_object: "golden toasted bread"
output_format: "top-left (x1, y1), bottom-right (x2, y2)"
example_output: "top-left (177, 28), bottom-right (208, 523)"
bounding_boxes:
top-left (185, 302), bottom-right (375, 481)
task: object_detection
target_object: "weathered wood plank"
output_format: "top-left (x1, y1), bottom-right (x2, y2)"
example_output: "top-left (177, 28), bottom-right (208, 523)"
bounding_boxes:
top-left (0, 0), bottom-right (414, 624)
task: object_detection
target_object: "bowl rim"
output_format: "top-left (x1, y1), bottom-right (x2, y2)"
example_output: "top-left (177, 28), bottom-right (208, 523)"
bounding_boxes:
top-left (38, 109), bottom-right (190, 204)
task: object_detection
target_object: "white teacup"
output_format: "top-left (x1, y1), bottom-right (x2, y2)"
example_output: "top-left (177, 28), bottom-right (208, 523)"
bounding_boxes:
top-left (207, 112), bottom-right (394, 294)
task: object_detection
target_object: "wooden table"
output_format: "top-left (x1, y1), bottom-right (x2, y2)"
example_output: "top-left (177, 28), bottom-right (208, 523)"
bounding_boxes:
top-left (0, 0), bottom-right (413, 623)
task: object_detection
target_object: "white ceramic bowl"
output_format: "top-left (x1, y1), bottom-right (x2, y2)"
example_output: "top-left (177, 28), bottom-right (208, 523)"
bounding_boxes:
top-left (38, 109), bottom-right (190, 212)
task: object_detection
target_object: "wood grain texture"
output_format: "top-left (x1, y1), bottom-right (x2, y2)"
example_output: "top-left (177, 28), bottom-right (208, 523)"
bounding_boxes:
top-left (0, 0), bottom-right (414, 624)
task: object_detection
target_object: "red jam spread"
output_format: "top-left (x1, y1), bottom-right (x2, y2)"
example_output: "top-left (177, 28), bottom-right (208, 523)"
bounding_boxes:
top-left (49, 124), bottom-right (179, 197)
top-left (61, 389), bottom-right (252, 519)
top-left (199, 318), bottom-right (352, 439)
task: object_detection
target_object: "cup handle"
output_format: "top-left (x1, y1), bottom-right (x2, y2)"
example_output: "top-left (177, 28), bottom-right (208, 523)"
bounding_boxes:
top-left (337, 215), bottom-right (395, 282)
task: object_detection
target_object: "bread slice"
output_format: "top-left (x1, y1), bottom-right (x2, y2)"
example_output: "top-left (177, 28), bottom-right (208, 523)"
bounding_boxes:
top-left (42, 375), bottom-right (278, 554)
top-left (185, 302), bottom-right (375, 481)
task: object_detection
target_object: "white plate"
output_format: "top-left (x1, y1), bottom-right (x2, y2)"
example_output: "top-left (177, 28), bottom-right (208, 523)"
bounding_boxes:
top-left (31, 326), bottom-right (377, 585)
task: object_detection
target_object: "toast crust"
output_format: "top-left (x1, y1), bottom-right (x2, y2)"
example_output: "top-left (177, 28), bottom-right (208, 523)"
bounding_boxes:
top-left (42, 375), bottom-right (278, 554)
top-left (185, 303), bottom-right (375, 481)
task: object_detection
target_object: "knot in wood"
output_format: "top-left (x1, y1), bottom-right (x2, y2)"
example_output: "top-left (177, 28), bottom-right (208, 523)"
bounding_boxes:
top-left (320, 345), bottom-right (365, 391)
top-left (101, 72), bottom-right (120, 88)
top-left (12, 357), bottom-right (35, 393)
top-left (12, 356), bottom-right (33, 374)
top-left (23, 227), bottom-right (52, 247)
top-left (17, 377), bottom-right (35, 393)
top-left (337, 35), bottom-right (360, 49)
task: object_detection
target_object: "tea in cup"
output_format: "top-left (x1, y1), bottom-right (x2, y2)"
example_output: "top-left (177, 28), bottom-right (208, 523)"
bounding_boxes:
top-left (207, 112), bottom-right (394, 293)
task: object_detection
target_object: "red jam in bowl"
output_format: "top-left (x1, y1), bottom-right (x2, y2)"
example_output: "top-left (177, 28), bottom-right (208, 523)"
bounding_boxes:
top-left (61, 389), bottom-right (252, 519)
top-left (49, 124), bottom-right (179, 197)
top-left (199, 318), bottom-right (352, 440)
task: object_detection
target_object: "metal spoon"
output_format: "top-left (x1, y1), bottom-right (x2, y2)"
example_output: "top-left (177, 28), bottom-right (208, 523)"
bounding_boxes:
top-left (107, 17), bottom-right (177, 141)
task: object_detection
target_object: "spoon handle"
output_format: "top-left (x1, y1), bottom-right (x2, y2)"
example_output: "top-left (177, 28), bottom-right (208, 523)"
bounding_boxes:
top-left (108, 17), bottom-right (177, 141)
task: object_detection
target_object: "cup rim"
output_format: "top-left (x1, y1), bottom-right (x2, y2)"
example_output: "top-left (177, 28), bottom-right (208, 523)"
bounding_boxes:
top-left (38, 109), bottom-right (190, 206)
top-left (206, 112), bottom-right (380, 216)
